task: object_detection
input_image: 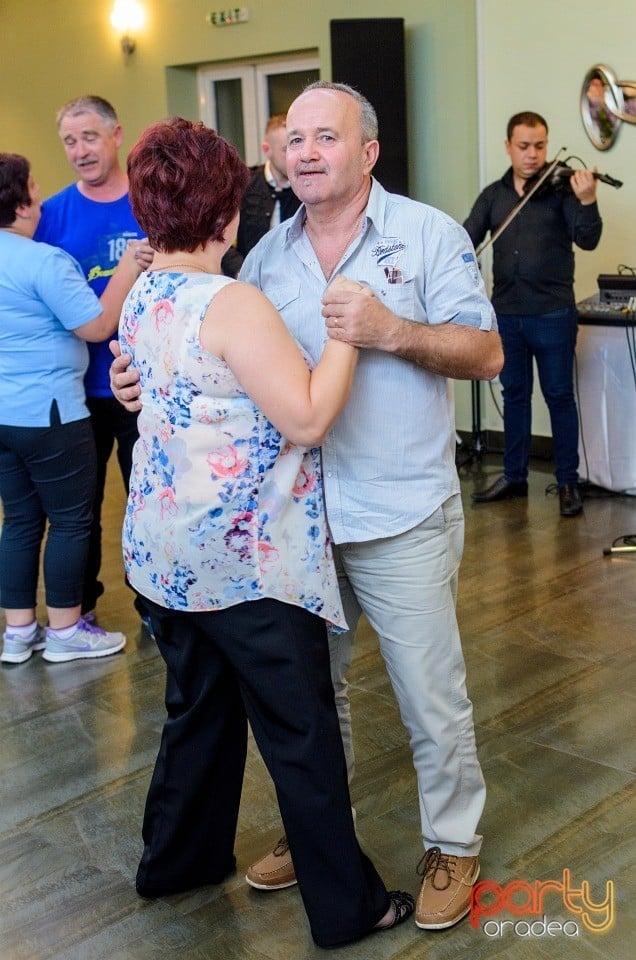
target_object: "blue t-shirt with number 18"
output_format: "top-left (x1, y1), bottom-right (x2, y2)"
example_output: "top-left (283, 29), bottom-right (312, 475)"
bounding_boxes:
top-left (35, 184), bottom-right (143, 398)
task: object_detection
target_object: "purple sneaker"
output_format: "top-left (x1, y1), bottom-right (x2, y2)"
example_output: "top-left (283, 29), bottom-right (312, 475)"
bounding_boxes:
top-left (1, 624), bottom-right (46, 664)
top-left (43, 616), bottom-right (126, 663)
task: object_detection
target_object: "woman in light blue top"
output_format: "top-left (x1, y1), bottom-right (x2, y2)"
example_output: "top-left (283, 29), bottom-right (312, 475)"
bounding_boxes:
top-left (0, 153), bottom-right (143, 664)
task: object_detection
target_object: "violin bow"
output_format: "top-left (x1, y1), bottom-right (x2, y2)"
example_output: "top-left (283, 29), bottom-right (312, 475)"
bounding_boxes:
top-left (475, 147), bottom-right (568, 258)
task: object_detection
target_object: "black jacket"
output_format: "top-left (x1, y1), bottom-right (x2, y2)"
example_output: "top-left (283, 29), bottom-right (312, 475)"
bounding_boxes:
top-left (222, 165), bottom-right (301, 278)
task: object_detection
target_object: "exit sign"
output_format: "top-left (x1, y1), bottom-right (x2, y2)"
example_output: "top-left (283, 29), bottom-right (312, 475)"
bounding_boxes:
top-left (207, 8), bottom-right (249, 26)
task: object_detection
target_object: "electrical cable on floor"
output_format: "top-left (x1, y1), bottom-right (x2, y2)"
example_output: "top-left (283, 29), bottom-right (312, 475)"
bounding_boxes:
top-left (603, 534), bottom-right (636, 556)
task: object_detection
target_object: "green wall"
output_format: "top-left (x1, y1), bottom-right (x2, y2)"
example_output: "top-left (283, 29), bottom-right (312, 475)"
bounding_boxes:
top-left (2, 0), bottom-right (480, 429)
top-left (4, 1), bottom-right (634, 439)
top-left (0, 0), bottom-right (479, 223)
top-left (468, 0), bottom-right (636, 439)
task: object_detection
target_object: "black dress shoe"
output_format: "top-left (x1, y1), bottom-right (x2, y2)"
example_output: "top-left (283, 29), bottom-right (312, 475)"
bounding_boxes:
top-left (471, 475), bottom-right (529, 503)
top-left (559, 483), bottom-right (583, 517)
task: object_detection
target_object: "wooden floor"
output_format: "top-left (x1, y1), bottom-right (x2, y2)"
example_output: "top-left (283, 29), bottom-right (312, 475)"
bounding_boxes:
top-left (1, 454), bottom-right (635, 959)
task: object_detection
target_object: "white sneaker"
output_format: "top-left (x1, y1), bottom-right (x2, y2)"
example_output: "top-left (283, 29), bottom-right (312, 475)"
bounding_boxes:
top-left (1, 624), bottom-right (46, 664)
top-left (43, 616), bottom-right (126, 663)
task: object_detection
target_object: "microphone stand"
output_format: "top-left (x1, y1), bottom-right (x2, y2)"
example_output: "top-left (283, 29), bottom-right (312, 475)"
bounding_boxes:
top-left (603, 541), bottom-right (636, 556)
top-left (456, 380), bottom-right (487, 469)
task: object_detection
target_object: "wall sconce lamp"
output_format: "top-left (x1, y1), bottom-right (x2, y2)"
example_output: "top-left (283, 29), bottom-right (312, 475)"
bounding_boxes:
top-left (110, 0), bottom-right (145, 58)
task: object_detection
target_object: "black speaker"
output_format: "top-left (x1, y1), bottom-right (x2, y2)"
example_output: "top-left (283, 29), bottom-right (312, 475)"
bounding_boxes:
top-left (330, 18), bottom-right (408, 196)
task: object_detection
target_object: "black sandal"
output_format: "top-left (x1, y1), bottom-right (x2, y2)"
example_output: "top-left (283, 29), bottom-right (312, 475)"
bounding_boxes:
top-left (374, 890), bottom-right (415, 930)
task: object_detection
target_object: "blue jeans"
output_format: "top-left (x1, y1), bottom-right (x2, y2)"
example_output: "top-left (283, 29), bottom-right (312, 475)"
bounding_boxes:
top-left (498, 307), bottom-right (579, 486)
top-left (0, 416), bottom-right (96, 609)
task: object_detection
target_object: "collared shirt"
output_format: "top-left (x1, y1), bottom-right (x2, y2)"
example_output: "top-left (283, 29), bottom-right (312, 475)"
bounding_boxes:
top-left (463, 168), bottom-right (602, 315)
top-left (263, 160), bottom-right (293, 228)
top-left (240, 178), bottom-right (496, 544)
top-left (222, 166), bottom-right (301, 278)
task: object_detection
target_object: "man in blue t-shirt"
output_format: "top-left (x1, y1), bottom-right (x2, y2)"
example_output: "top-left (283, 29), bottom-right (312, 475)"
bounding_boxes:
top-left (35, 95), bottom-right (153, 630)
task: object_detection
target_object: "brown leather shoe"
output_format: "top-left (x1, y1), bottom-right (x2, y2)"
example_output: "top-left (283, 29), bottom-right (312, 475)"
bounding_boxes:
top-left (559, 484), bottom-right (583, 517)
top-left (471, 475), bottom-right (528, 502)
top-left (415, 847), bottom-right (480, 930)
top-left (245, 836), bottom-right (297, 890)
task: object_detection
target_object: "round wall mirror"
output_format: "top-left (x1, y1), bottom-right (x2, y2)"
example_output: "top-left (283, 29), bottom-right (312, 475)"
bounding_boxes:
top-left (605, 80), bottom-right (636, 124)
top-left (581, 65), bottom-right (621, 150)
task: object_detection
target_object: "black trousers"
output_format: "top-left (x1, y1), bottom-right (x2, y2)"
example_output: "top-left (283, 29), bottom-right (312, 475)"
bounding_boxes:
top-left (136, 597), bottom-right (389, 948)
top-left (83, 396), bottom-right (140, 612)
top-left (0, 417), bottom-right (96, 609)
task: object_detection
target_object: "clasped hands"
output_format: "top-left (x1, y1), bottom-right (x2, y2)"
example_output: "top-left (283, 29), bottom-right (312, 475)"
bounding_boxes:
top-left (322, 274), bottom-right (398, 350)
top-left (109, 272), bottom-right (395, 412)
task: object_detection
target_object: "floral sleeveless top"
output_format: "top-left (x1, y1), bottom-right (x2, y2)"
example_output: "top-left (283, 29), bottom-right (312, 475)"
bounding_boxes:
top-left (119, 270), bottom-right (345, 630)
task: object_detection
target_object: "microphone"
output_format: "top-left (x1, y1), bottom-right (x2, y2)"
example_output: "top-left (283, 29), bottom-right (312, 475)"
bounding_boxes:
top-left (551, 166), bottom-right (623, 189)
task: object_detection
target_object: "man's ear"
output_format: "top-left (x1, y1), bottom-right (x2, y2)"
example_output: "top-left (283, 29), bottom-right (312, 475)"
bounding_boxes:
top-left (362, 139), bottom-right (380, 175)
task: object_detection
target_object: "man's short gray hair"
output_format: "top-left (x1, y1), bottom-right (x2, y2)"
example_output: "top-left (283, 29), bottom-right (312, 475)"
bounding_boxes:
top-left (56, 95), bottom-right (119, 131)
top-left (301, 81), bottom-right (378, 142)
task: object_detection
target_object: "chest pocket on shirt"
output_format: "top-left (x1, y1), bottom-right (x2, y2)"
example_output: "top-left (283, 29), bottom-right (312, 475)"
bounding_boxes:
top-left (364, 272), bottom-right (417, 321)
top-left (265, 281), bottom-right (302, 313)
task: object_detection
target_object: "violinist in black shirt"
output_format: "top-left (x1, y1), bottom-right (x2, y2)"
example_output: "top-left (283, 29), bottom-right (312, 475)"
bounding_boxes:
top-left (464, 111), bottom-right (602, 517)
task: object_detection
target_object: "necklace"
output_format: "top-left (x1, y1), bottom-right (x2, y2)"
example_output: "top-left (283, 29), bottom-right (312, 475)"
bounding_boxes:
top-left (153, 262), bottom-right (212, 273)
top-left (304, 211), bottom-right (366, 280)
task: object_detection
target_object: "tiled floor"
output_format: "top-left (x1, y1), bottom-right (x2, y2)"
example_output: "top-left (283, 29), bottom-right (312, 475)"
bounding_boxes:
top-left (1, 455), bottom-right (634, 959)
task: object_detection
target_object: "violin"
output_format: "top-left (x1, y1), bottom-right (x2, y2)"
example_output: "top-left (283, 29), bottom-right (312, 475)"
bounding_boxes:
top-left (523, 159), bottom-right (623, 196)
top-left (476, 151), bottom-right (622, 257)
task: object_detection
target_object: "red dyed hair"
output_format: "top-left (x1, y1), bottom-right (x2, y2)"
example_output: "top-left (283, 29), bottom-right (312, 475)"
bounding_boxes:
top-left (127, 117), bottom-right (250, 252)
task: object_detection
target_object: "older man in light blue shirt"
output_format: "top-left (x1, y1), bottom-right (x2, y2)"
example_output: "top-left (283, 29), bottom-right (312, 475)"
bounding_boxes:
top-left (242, 176), bottom-right (494, 543)
top-left (108, 80), bottom-right (502, 932)
top-left (240, 82), bottom-right (502, 932)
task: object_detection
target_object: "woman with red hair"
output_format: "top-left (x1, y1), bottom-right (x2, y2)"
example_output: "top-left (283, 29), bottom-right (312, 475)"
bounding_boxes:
top-left (120, 118), bottom-right (412, 948)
